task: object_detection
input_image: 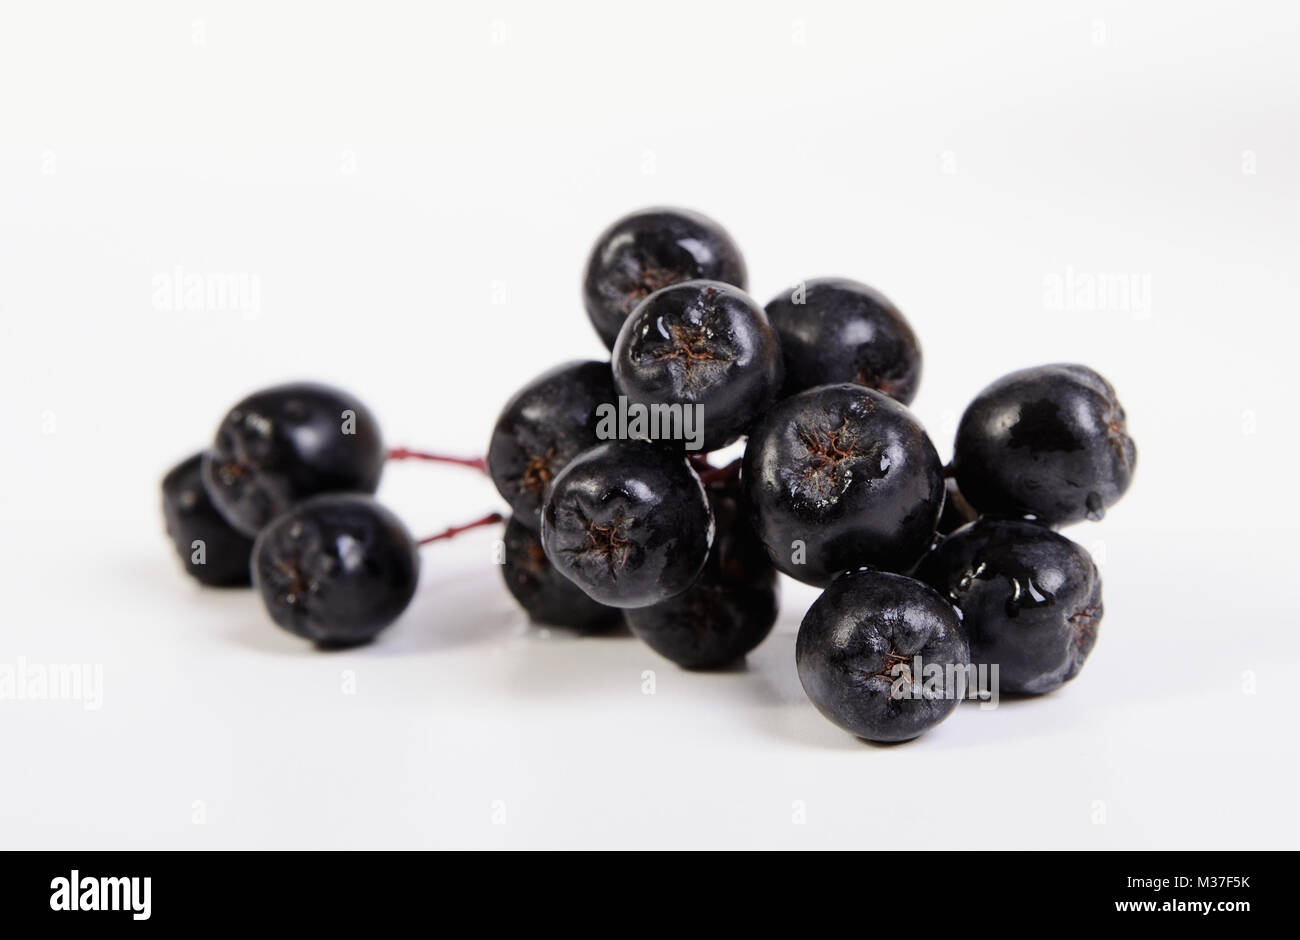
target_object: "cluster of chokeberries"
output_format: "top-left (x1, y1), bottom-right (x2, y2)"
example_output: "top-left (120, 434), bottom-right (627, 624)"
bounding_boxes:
top-left (163, 207), bottom-right (1135, 743)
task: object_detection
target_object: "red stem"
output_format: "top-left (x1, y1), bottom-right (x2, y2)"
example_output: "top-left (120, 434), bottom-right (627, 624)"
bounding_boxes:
top-left (417, 512), bottom-right (505, 547)
top-left (388, 447), bottom-right (489, 474)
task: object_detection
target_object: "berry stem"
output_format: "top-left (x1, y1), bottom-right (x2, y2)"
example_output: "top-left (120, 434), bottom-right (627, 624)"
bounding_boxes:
top-left (943, 462), bottom-right (955, 479)
top-left (388, 447), bottom-right (489, 474)
top-left (698, 458), bottom-right (741, 487)
top-left (417, 512), bottom-right (505, 547)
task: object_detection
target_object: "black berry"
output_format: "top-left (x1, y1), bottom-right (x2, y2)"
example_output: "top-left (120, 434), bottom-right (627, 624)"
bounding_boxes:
top-left (612, 280), bottom-right (783, 452)
top-left (202, 382), bottom-right (385, 537)
top-left (952, 364), bottom-right (1136, 526)
top-left (797, 569), bottom-right (969, 743)
top-left (583, 207), bottom-right (747, 349)
top-left (161, 452), bottom-right (255, 587)
top-left (765, 277), bottom-right (921, 404)
top-left (500, 514), bottom-right (621, 632)
top-left (624, 485), bottom-right (778, 669)
top-left (919, 518), bottom-right (1103, 694)
top-left (251, 493), bottom-right (419, 648)
top-left (487, 361), bottom-right (616, 531)
top-left (742, 383), bottom-right (944, 585)
top-left (540, 440), bottom-right (713, 608)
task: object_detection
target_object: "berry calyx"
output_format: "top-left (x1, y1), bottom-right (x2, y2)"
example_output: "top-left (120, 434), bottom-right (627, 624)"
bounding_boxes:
top-left (540, 440), bottom-right (713, 608)
top-left (612, 280), bottom-right (783, 452)
top-left (743, 383), bottom-right (944, 584)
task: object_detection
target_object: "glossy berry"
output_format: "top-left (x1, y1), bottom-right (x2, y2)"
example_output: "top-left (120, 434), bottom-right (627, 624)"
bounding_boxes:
top-left (612, 280), bottom-right (783, 452)
top-left (500, 514), bottom-right (621, 632)
top-left (952, 364), bottom-right (1136, 526)
top-left (487, 361), bottom-right (617, 531)
top-left (765, 277), bottom-right (922, 404)
top-left (541, 440), bottom-right (713, 608)
top-left (624, 486), bottom-right (778, 669)
top-left (797, 569), bottom-right (969, 743)
top-left (252, 493), bottom-right (419, 648)
top-left (161, 452), bottom-right (255, 586)
top-left (742, 384), bottom-right (944, 585)
top-left (936, 478), bottom-right (979, 536)
top-left (919, 518), bottom-right (1103, 695)
top-left (202, 382), bottom-right (384, 537)
top-left (583, 207), bottom-right (747, 349)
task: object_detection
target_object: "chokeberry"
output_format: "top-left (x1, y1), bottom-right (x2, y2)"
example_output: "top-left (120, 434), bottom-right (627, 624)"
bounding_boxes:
top-left (919, 518), bottom-right (1103, 694)
top-left (623, 485), bottom-right (778, 669)
top-left (251, 493), bottom-right (419, 648)
top-left (161, 452), bottom-right (255, 587)
top-left (501, 514), bottom-right (621, 632)
top-left (202, 382), bottom-right (385, 537)
top-left (612, 280), bottom-right (783, 452)
top-left (952, 364), bottom-right (1136, 526)
top-left (742, 383), bottom-right (945, 585)
top-left (540, 440), bottom-right (713, 608)
top-left (487, 361), bottom-right (617, 530)
top-left (797, 569), bottom-right (969, 743)
top-left (583, 207), bottom-right (747, 349)
top-left (765, 277), bottom-right (922, 404)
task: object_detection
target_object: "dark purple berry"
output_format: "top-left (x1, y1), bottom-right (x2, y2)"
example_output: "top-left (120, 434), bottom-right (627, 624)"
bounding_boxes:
top-left (202, 382), bottom-right (384, 537)
top-left (500, 514), bottom-right (621, 632)
top-left (623, 485), bottom-right (778, 669)
top-left (742, 384), bottom-right (944, 585)
top-left (583, 207), bottom-right (747, 349)
top-left (952, 364), bottom-right (1136, 526)
top-left (162, 452), bottom-right (255, 586)
top-left (540, 440), bottom-right (713, 608)
top-left (487, 361), bottom-right (616, 531)
top-left (612, 280), bottom-right (783, 452)
top-left (765, 277), bottom-right (921, 404)
top-left (797, 569), bottom-right (969, 743)
top-left (251, 494), bottom-right (418, 648)
top-left (919, 518), bottom-right (1103, 694)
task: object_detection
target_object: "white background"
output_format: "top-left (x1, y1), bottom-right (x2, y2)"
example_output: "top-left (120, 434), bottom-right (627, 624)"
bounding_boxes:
top-left (1, 0), bottom-right (1297, 849)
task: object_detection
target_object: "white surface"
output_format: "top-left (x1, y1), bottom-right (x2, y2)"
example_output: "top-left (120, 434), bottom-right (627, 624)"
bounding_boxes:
top-left (1, 0), bottom-right (1297, 849)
